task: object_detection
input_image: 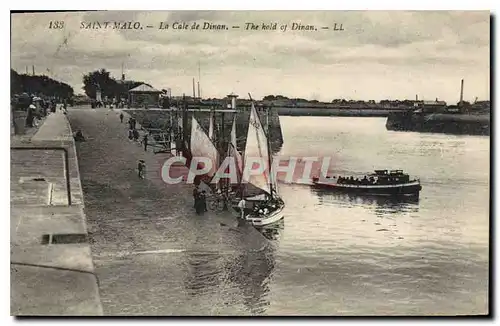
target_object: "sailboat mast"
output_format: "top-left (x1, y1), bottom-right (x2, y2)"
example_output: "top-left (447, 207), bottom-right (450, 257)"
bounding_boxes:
top-left (182, 94), bottom-right (189, 152)
top-left (265, 105), bottom-right (274, 197)
top-left (198, 61), bottom-right (201, 99)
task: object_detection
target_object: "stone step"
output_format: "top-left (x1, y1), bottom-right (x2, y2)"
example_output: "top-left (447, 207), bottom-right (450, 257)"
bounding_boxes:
top-left (11, 150), bottom-right (66, 179)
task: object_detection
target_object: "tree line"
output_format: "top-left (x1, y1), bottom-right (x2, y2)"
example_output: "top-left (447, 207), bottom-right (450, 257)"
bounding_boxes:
top-left (11, 69), bottom-right (74, 98)
top-left (82, 68), bottom-right (149, 100)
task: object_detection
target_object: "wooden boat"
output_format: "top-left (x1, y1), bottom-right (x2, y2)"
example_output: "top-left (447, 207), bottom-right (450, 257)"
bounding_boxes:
top-left (233, 100), bottom-right (285, 227)
top-left (312, 170), bottom-right (422, 197)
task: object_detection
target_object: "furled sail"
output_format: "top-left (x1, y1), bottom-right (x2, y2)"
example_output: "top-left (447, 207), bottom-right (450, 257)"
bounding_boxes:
top-left (243, 103), bottom-right (271, 195)
top-left (208, 110), bottom-right (214, 141)
top-left (190, 116), bottom-right (219, 178)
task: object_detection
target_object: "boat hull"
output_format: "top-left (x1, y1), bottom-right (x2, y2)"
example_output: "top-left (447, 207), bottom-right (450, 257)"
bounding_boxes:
top-left (312, 180), bottom-right (422, 196)
top-left (245, 205), bottom-right (285, 227)
top-left (232, 201), bottom-right (285, 227)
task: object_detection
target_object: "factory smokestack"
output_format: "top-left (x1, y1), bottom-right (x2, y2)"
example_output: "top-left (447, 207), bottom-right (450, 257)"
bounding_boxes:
top-left (192, 78), bottom-right (196, 98)
top-left (416, 94), bottom-right (418, 101)
top-left (460, 79), bottom-right (464, 104)
top-left (32, 65), bottom-right (35, 76)
top-left (197, 82), bottom-right (201, 99)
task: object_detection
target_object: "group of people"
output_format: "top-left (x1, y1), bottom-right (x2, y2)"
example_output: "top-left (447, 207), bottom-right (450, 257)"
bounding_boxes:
top-left (235, 197), bottom-right (280, 220)
top-left (253, 200), bottom-right (279, 216)
top-left (118, 112), bottom-right (149, 179)
top-left (91, 99), bottom-right (127, 109)
top-left (120, 112), bottom-right (149, 152)
top-left (337, 175), bottom-right (376, 185)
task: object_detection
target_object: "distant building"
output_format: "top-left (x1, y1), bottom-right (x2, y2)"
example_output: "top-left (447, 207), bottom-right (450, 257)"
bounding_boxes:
top-left (414, 99), bottom-right (447, 113)
top-left (226, 93), bottom-right (239, 109)
top-left (128, 84), bottom-right (162, 107)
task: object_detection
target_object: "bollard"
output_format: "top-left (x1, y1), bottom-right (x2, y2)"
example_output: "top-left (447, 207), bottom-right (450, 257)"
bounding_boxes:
top-left (12, 110), bottom-right (27, 135)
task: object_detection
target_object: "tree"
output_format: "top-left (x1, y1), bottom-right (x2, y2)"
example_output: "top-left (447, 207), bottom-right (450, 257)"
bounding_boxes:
top-left (82, 69), bottom-right (119, 99)
top-left (82, 69), bottom-right (150, 100)
top-left (10, 69), bottom-right (74, 98)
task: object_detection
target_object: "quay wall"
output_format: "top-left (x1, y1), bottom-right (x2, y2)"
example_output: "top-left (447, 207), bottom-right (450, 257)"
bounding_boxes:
top-left (386, 112), bottom-right (490, 136)
top-left (10, 111), bottom-right (103, 316)
top-left (275, 107), bottom-right (399, 117)
top-left (124, 106), bottom-right (284, 153)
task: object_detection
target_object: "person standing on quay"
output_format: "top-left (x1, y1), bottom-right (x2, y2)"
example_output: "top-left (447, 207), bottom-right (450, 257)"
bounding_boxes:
top-left (237, 198), bottom-right (246, 220)
top-left (142, 134), bottom-right (149, 151)
top-left (119, 112), bottom-right (124, 123)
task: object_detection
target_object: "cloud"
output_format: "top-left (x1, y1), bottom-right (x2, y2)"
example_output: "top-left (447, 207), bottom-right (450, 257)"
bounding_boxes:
top-left (10, 11), bottom-right (490, 102)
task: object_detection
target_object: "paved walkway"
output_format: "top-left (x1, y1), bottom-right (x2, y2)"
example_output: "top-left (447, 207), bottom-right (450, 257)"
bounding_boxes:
top-left (11, 110), bottom-right (103, 316)
top-left (67, 107), bottom-right (271, 316)
top-left (31, 110), bottom-right (73, 142)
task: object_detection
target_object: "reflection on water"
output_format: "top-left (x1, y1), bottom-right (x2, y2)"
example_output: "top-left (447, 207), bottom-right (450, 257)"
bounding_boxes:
top-left (180, 219), bottom-right (279, 315)
top-left (225, 244), bottom-right (276, 315)
top-left (311, 188), bottom-right (420, 216)
top-left (184, 252), bottom-right (222, 296)
top-left (257, 220), bottom-right (285, 241)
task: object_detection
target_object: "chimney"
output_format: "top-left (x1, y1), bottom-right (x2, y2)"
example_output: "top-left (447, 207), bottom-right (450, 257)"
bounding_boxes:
top-left (121, 74), bottom-right (125, 81)
top-left (197, 81), bottom-right (201, 99)
top-left (32, 65), bottom-right (35, 76)
top-left (460, 79), bottom-right (464, 104)
top-left (416, 94), bottom-right (418, 101)
top-left (192, 78), bottom-right (195, 98)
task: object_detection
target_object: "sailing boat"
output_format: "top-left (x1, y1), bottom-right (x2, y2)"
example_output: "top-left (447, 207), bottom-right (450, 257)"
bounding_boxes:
top-left (234, 101), bottom-right (284, 227)
top-left (189, 115), bottom-right (219, 190)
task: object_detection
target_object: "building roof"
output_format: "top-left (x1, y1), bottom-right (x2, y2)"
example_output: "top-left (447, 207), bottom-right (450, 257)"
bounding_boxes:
top-left (128, 84), bottom-right (161, 93)
top-left (422, 100), bottom-right (447, 105)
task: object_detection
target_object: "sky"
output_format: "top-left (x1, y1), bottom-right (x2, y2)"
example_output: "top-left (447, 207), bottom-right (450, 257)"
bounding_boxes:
top-left (10, 10), bottom-right (490, 103)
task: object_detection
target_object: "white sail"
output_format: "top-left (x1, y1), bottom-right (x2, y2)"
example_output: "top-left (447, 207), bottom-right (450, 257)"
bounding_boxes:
top-left (208, 110), bottom-right (214, 141)
top-left (228, 115), bottom-right (243, 176)
top-left (230, 115), bottom-right (237, 149)
top-left (190, 116), bottom-right (219, 178)
top-left (243, 103), bottom-right (271, 195)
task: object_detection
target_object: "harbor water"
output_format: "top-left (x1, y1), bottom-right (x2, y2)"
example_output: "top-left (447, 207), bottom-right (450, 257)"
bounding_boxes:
top-left (71, 111), bottom-right (489, 316)
top-left (270, 116), bottom-right (489, 315)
